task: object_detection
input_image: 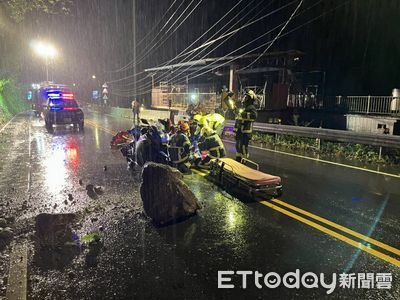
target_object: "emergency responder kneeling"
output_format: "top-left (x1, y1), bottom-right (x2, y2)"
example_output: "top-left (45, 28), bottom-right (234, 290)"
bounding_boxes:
top-left (196, 126), bottom-right (226, 169)
top-left (168, 121), bottom-right (192, 175)
top-left (207, 112), bottom-right (225, 137)
top-left (234, 90), bottom-right (258, 163)
top-left (193, 112), bottom-right (225, 137)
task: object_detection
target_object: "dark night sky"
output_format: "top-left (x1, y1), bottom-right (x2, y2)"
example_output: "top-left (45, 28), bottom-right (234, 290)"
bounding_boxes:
top-left (3, 0), bottom-right (400, 97)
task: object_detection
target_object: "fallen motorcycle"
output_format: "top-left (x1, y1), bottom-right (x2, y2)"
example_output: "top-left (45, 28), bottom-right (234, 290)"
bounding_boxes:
top-left (111, 119), bottom-right (171, 169)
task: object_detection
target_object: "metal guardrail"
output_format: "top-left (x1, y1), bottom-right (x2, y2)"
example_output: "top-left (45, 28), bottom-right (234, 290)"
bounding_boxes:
top-left (225, 121), bottom-right (400, 149)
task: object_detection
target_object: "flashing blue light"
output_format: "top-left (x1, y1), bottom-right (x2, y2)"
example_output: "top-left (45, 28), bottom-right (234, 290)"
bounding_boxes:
top-left (50, 107), bottom-right (63, 111)
top-left (47, 92), bottom-right (61, 99)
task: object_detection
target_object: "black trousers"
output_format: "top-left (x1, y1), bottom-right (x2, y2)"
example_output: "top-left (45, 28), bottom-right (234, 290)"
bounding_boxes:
top-left (132, 110), bottom-right (140, 125)
top-left (235, 132), bottom-right (251, 162)
top-left (177, 160), bottom-right (192, 174)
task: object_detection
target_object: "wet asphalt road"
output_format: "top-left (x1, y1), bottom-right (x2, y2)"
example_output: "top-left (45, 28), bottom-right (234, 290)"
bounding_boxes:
top-left (0, 110), bottom-right (399, 299)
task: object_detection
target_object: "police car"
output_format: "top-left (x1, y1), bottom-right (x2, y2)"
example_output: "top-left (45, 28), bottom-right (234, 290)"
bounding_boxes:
top-left (33, 84), bottom-right (84, 132)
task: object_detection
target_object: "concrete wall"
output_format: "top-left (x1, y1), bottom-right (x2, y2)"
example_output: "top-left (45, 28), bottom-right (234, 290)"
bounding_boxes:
top-left (346, 114), bottom-right (399, 135)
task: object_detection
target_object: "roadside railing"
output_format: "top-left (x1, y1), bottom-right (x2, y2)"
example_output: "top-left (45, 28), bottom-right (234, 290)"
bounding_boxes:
top-left (225, 120), bottom-right (400, 149)
top-left (287, 94), bottom-right (400, 116)
top-left (341, 96), bottom-right (397, 115)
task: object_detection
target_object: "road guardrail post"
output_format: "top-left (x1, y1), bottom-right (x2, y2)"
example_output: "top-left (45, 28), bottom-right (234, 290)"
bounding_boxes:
top-left (316, 138), bottom-right (321, 151)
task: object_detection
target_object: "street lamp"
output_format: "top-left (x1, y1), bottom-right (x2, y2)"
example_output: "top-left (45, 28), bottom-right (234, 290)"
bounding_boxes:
top-left (92, 75), bottom-right (96, 79)
top-left (31, 41), bottom-right (57, 81)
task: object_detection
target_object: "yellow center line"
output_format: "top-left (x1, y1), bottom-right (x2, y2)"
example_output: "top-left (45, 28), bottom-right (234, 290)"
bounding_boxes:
top-left (191, 168), bottom-right (400, 267)
top-left (223, 140), bottom-right (400, 179)
top-left (259, 200), bottom-right (400, 267)
top-left (85, 122), bottom-right (400, 267)
top-left (86, 120), bottom-right (116, 136)
top-left (193, 166), bottom-right (400, 256)
top-left (272, 198), bottom-right (400, 257)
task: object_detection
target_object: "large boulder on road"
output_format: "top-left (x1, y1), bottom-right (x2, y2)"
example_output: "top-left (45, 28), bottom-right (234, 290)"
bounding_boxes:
top-left (34, 213), bottom-right (79, 269)
top-left (35, 213), bottom-right (76, 250)
top-left (140, 162), bottom-right (201, 226)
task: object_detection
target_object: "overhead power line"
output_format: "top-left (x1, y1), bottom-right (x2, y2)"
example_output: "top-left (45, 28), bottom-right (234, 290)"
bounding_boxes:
top-left (111, 0), bottom-right (348, 98)
top-left (108, 0), bottom-right (185, 74)
top-left (239, 0), bottom-right (303, 71)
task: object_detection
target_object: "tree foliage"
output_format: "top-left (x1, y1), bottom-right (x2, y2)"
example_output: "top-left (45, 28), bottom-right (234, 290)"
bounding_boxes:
top-left (3, 0), bottom-right (72, 22)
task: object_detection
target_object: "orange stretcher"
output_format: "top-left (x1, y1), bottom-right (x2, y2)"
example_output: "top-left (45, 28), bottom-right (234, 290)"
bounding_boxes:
top-left (209, 158), bottom-right (282, 198)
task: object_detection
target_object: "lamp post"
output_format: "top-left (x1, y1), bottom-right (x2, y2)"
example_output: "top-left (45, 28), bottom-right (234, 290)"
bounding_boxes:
top-left (31, 41), bottom-right (57, 81)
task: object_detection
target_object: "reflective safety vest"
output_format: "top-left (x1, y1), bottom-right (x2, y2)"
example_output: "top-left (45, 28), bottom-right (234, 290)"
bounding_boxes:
top-left (198, 133), bottom-right (225, 159)
top-left (233, 104), bottom-right (257, 134)
top-left (194, 115), bottom-right (207, 136)
top-left (168, 132), bottom-right (191, 163)
top-left (206, 113), bottom-right (225, 131)
top-left (194, 113), bottom-right (225, 135)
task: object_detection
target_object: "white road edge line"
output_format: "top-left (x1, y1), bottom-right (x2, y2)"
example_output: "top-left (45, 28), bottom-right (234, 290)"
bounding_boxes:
top-left (223, 139), bottom-right (400, 179)
top-left (0, 113), bottom-right (19, 134)
top-left (27, 115), bottom-right (32, 192)
top-left (6, 242), bottom-right (28, 300)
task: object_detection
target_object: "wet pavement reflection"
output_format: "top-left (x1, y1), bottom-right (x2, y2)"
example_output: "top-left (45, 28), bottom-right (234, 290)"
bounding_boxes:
top-left (0, 111), bottom-right (398, 299)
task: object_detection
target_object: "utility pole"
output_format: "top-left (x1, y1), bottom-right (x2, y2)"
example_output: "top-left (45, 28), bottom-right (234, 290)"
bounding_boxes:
top-left (132, 0), bottom-right (137, 103)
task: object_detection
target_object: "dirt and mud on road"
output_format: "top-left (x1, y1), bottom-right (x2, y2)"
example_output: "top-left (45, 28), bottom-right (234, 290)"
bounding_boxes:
top-left (0, 112), bottom-right (399, 299)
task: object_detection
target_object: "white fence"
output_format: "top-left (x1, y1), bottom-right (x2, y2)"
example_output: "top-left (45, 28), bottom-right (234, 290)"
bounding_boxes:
top-left (287, 94), bottom-right (400, 116)
top-left (339, 96), bottom-right (399, 115)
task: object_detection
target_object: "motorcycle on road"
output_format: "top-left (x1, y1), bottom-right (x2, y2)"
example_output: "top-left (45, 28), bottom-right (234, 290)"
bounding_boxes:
top-left (111, 119), bottom-right (171, 169)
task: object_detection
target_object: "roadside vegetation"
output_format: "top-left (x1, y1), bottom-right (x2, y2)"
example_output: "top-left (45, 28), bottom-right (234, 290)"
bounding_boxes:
top-left (0, 1), bottom-right (72, 129)
top-left (0, 79), bottom-right (30, 127)
top-left (250, 132), bottom-right (400, 165)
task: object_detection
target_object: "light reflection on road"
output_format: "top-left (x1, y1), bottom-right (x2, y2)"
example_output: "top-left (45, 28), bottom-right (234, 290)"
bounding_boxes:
top-left (41, 135), bottom-right (81, 195)
top-left (33, 133), bottom-right (45, 156)
top-left (43, 146), bottom-right (67, 194)
top-left (66, 141), bottom-right (79, 172)
top-left (224, 200), bottom-right (245, 231)
top-left (94, 127), bottom-right (100, 149)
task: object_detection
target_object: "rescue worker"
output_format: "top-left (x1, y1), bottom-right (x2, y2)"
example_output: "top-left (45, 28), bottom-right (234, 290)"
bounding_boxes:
top-left (221, 89), bottom-right (235, 115)
top-left (131, 99), bottom-right (141, 125)
top-left (168, 121), bottom-right (192, 174)
top-left (193, 114), bottom-right (206, 136)
top-left (193, 113), bottom-right (225, 137)
top-left (155, 120), bottom-right (170, 156)
top-left (205, 112), bottom-right (225, 137)
top-left (196, 126), bottom-right (225, 169)
top-left (234, 90), bottom-right (258, 163)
